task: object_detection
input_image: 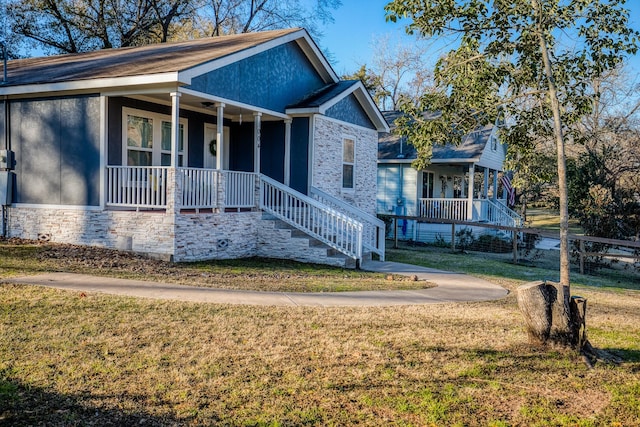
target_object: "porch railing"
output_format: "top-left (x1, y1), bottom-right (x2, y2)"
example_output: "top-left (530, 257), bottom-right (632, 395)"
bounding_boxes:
top-left (224, 170), bottom-right (256, 208)
top-left (418, 198), bottom-right (468, 221)
top-left (107, 166), bottom-right (257, 210)
top-left (106, 166), bottom-right (168, 208)
top-left (310, 187), bottom-right (385, 261)
top-left (180, 168), bottom-right (221, 209)
top-left (261, 175), bottom-right (363, 263)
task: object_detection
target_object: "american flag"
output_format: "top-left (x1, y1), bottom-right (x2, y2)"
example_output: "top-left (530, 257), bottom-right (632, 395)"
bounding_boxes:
top-left (501, 173), bottom-right (515, 207)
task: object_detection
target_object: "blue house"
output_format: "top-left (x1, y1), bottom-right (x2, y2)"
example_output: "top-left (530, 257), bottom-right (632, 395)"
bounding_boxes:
top-left (0, 28), bottom-right (388, 266)
top-left (378, 111), bottom-right (521, 242)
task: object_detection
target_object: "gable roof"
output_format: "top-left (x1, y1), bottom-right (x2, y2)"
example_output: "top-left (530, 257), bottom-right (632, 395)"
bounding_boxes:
top-left (0, 28), bottom-right (337, 95)
top-left (379, 110), bottom-right (496, 163)
top-left (287, 80), bottom-right (389, 132)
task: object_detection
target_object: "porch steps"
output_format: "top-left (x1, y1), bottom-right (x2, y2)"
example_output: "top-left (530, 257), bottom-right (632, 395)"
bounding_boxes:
top-left (258, 214), bottom-right (357, 269)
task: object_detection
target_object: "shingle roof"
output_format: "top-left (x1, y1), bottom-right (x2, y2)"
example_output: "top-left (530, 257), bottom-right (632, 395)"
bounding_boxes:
top-left (0, 28), bottom-right (301, 87)
top-left (378, 110), bottom-right (494, 162)
top-left (287, 80), bottom-right (359, 109)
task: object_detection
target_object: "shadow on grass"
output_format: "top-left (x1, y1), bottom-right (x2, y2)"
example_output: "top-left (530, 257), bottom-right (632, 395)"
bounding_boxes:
top-left (0, 376), bottom-right (190, 427)
top-left (606, 348), bottom-right (640, 363)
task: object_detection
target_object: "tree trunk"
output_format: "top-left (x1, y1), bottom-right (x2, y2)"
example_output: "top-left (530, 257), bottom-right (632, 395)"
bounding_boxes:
top-left (517, 281), bottom-right (586, 348)
top-left (532, 0), bottom-right (571, 286)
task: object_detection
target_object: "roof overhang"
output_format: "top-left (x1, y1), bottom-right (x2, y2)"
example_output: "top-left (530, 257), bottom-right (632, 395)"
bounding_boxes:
top-left (0, 72), bottom-right (182, 97)
top-left (431, 157), bottom-right (480, 164)
top-left (0, 28), bottom-right (339, 98)
top-left (179, 28), bottom-right (339, 85)
top-left (378, 159), bottom-right (414, 164)
top-left (287, 80), bottom-right (389, 132)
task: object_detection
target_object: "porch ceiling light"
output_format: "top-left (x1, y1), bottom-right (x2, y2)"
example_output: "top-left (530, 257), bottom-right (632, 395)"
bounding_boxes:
top-left (201, 101), bottom-right (214, 108)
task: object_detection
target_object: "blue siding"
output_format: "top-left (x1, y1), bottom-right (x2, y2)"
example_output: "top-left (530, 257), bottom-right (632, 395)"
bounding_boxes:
top-left (377, 163), bottom-right (418, 215)
top-left (11, 95), bottom-right (101, 206)
top-left (260, 122), bottom-right (285, 182)
top-left (228, 122), bottom-right (254, 172)
top-left (326, 93), bottom-right (376, 130)
top-left (289, 117), bottom-right (309, 194)
top-left (108, 97), bottom-right (229, 168)
top-left (188, 42), bottom-right (326, 113)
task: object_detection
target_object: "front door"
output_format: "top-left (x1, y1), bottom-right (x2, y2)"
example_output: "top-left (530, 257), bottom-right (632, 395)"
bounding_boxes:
top-left (203, 124), bottom-right (230, 169)
top-left (422, 172), bottom-right (434, 198)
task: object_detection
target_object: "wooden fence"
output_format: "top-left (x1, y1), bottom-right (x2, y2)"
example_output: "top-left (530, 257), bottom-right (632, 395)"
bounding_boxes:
top-left (385, 215), bottom-right (640, 277)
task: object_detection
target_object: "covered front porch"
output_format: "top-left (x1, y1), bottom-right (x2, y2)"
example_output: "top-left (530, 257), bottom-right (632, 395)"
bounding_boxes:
top-left (416, 163), bottom-right (521, 227)
top-left (378, 162), bottom-right (521, 228)
top-left (104, 163), bottom-right (385, 264)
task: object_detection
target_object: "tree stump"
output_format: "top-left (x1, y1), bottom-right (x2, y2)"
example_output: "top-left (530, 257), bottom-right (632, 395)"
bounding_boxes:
top-left (516, 281), bottom-right (585, 349)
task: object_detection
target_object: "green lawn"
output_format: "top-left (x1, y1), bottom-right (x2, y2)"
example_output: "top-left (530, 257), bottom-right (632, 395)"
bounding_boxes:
top-left (525, 208), bottom-right (584, 234)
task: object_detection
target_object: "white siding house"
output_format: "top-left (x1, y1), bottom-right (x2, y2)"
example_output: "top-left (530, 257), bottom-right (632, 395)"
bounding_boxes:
top-left (378, 111), bottom-right (521, 242)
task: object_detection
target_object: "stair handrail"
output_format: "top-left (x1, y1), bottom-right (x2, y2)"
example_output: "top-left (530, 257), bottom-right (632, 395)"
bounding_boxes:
top-left (260, 175), bottom-right (364, 263)
top-left (487, 198), bottom-right (523, 227)
top-left (310, 186), bottom-right (385, 261)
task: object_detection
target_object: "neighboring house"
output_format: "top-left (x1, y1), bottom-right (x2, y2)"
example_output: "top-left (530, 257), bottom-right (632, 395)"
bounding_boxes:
top-left (0, 28), bottom-right (388, 267)
top-left (377, 111), bottom-right (521, 242)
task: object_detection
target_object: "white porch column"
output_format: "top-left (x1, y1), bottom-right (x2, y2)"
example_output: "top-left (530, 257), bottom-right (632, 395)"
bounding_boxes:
top-left (467, 164), bottom-right (475, 220)
top-left (216, 102), bottom-right (225, 170)
top-left (253, 112), bottom-right (262, 174)
top-left (168, 91), bottom-right (182, 216)
top-left (170, 91), bottom-right (181, 167)
top-left (483, 168), bottom-right (489, 198)
top-left (284, 119), bottom-right (292, 186)
top-left (493, 170), bottom-right (499, 200)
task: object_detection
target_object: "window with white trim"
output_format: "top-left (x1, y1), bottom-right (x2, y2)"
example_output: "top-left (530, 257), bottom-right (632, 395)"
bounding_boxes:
top-left (124, 108), bottom-right (187, 167)
top-left (342, 137), bottom-right (355, 190)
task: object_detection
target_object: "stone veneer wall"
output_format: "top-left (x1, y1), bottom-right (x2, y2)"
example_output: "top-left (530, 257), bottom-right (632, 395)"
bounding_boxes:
top-left (7, 207), bottom-right (176, 259)
top-left (173, 211), bottom-right (261, 262)
top-left (7, 207), bottom-right (265, 262)
top-left (6, 207), bottom-right (350, 266)
top-left (312, 116), bottom-right (378, 216)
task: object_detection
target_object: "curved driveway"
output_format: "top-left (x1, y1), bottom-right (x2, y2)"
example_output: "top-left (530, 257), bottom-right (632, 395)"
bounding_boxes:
top-left (6, 260), bottom-right (508, 307)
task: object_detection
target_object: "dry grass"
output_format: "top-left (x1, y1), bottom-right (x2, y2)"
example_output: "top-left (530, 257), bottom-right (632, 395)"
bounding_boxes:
top-left (1, 240), bottom-right (639, 426)
top-left (0, 240), bottom-right (427, 293)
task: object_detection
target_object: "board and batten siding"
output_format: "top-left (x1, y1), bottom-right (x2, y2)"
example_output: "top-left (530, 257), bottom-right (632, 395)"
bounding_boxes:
top-left (377, 163), bottom-right (418, 216)
top-left (10, 95), bottom-right (101, 206)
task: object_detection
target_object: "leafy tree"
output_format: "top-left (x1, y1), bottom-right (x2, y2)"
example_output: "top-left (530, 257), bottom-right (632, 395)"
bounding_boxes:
top-left (7, 0), bottom-right (195, 54)
top-left (385, 0), bottom-right (639, 287)
top-left (5, 0), bottom-right (341, 56)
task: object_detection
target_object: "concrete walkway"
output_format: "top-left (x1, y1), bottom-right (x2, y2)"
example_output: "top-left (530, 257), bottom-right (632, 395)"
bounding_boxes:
top-left (5, 260), bottom-right (508, 307)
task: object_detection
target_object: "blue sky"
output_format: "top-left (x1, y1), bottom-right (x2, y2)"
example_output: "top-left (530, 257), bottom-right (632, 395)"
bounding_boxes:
top-left (319, 0), bottom-right (640, 78)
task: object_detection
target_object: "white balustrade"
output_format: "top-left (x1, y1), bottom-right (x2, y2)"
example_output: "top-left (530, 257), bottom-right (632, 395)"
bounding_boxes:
top-left (418, 198), bottom-right (468, 221)
top-left (180, 168), bottom-right (221, 209)
top-left (261, 176), bottom-right (363, 262)
top-left (310, 187), bottom-right (385, 261)
top-left (107, 166), bottom-right (168, 208)
top-left (474, 199), bottom-right (522, 227)
top-left (224, 171), bottom-right (256, 208)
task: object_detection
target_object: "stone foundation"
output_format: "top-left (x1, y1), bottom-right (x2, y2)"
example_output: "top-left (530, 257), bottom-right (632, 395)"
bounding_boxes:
top-left (6, 206), bottom-right (353, 267)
